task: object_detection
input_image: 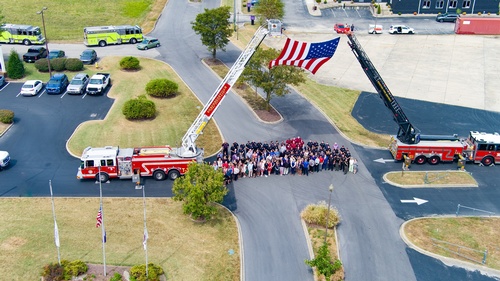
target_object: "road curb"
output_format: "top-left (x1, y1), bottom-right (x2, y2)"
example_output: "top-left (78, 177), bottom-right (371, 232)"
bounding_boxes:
top-left (400, 217), bottom-right (500, 278)
top-left (382, 170), bottom-right (479, 188)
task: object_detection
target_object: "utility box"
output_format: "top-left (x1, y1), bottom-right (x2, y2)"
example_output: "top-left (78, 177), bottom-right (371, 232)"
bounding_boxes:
top-left (455, 17), bottom-right (500, 35)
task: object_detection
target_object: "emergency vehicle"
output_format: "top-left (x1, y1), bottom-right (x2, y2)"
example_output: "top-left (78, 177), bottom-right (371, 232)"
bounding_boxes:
top-left (347, 33), bottom-right (499, 166)
top-left (77, 27), bottom-right (269, 182)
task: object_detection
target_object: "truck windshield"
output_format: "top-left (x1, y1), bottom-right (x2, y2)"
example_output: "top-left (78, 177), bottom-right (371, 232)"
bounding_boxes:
top-left (89, 79), bottom-right (101, 84)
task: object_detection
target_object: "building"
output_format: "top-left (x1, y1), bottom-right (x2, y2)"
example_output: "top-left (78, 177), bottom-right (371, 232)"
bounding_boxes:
top-left (386, 0), bottom-right (500, 15)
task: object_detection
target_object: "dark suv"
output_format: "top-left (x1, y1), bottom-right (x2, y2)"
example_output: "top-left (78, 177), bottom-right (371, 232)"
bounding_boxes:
top-left (46, 73), bottom-right (69, 95)
top-left (436, 13), bottom-right (459, 22)
top-left (23, 46), bottom-right (48, 63)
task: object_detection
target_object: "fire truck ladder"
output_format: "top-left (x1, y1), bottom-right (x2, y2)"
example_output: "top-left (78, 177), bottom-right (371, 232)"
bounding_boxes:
top-left (179, 26), bottom-right (269, 157)
top-left (346, 33), bottom-right (419, 144)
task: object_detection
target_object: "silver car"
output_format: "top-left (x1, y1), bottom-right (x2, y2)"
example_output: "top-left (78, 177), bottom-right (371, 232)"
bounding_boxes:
top-left (67, 73), bottom-right (90, 95)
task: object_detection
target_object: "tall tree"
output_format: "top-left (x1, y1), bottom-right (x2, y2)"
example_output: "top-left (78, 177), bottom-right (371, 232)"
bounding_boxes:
top-left (7, 50), bottom-right (25, 79)
top-left (172, 163), bottom-right (227, 220)
top-left (254, 0), bottom-right (285, 25)
top-left (241, 48), bottom-right (305, 111)
top-left (191, 6), bottom-right (234, 59)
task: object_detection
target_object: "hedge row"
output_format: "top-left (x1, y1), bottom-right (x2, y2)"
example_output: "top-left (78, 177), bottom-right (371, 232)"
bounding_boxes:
top-left (34, 58), bottom-right (84, 72)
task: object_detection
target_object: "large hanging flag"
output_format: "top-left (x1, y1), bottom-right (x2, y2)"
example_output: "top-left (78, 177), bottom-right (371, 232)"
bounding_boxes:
top-left (54, 221), bottom-right (60, 248)
top-left (96, 207), bottom-right (103, 228)
top-left (269, 37), bottom-right (340, 74)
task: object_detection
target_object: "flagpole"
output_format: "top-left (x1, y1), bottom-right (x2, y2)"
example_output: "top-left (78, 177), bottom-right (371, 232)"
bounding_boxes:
top-left (142, 184), bottom-right (149, 277)
top-left (49, 180), bottom-right (61, 264)
top-left (99, 165), bottom-right (107, 276)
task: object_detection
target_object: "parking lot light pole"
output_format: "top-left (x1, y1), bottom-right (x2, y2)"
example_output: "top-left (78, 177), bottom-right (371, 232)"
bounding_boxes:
top-left (37, 7), bottom-right (52, 78)
top-left (324, 184), bottom-right (334, 244)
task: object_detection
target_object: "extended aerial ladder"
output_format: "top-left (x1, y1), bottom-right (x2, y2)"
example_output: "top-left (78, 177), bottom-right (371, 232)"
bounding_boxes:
top-left (178, 26), bottom-right (269, 157)
top-left (346, 33), bottom-right (420, 144)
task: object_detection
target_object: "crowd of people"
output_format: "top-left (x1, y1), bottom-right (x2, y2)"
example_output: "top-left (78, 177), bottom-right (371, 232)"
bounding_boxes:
top-left (212, 137), bottom-right (358, 185)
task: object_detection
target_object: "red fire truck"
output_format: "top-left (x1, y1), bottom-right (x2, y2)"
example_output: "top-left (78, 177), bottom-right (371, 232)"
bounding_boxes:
top-left (77, 27), bottom-right (270, 182)
top-left (347, 33), bottom-right (499, 166)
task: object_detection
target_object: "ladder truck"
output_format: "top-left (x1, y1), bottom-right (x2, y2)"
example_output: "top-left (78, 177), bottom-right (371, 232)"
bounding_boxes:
top-left (77, 27), bottom-right (269, 182)
top-left (346, 33), bottom-right (500, 166)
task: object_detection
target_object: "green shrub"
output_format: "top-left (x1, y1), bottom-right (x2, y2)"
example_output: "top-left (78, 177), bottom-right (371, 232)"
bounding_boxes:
top-left (41, 262), bottom-right (64, 281)
top-left (0, 109), bottom-right (14, 124)
top-left (301, 202), bottom-right (341, 228)
top-left (377, 4), bottom-right (381, 14)
top-left (63, 260), bottom-right (88, 279)
top-left (34, 58), bottom-right (51, 72)
top-left (122, 95), bottom-right (157, 120)
top-left (305, 243), bottom-right (342, 279)
top-left (146, 79), bottom-right (179, 98)
top-left (110, 272), bottom-right (123, 281)
top-left (130, 263), bottom-right (164, 281)
top-left (51, 58), bottom-right (67, 72)
top-left (119, 56), bottom-right (141, 71)
top-left (6, 50), bottom-right (25, 79)
top-left (65, 58), bottom-right (84, 71)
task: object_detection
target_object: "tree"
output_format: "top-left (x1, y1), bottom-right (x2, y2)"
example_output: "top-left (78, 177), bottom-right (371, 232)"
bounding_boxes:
top-left (241, 48), bottom-right (305, 111)
top-left (6, 50), bottom-right (25, 79)
top-left (305, 242), bottom-right (342, 279)
top-left (191, 6), bottom-right (233, 59)
top-left (172, 163), bottom-right (227, 220)
top-left (254, 0), bottom-right (285, 25)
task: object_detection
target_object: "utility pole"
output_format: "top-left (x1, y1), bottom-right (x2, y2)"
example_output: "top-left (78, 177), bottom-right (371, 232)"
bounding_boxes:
top-left (37, 7), bottom-right (52, 78)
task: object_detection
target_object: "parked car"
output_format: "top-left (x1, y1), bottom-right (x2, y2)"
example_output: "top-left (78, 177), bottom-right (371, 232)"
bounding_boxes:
top-left (0, 75), bottom-right (5, 87)
top-left (334, 23), bottom-right (350, 34)
top-left (20, 80), bottom-right (43, 96)
top-left (67, 73), bottom-right (90, 95)
top-left (46, 73), bottom-right (69, 95)
top-left (436, 13), bottom-right (459, 22)
top-left (368, 24), bottom-right (383, 34)
top-left (0, 150), bottom-right (10, 170)
top-left (23, 46), bottom-right (47, 63)
top-left (48, 50), bottom-right (66, 59)
top-left (80, 49), bottom-right (97, 64)
top-left (389, 25), bottom-right (415, 34)
top-left (137, 37), bottom-right (161, 50)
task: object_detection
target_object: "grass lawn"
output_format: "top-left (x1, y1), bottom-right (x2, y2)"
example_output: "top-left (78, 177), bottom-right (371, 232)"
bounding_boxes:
top-left (0, 0), bottom-right (167, 42)
top-left (67, 56), bottom-right (221, 157)
top-left (0, 198), bottom-right (240, 280)
top-left (404, 217), bottom-right (500, 270)
top-left (385, 171), bottom-right (478, 187)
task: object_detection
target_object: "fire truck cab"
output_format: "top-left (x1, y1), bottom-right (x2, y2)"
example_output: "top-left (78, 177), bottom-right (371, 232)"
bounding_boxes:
top-left (463, 131), bottom-right (500, 166)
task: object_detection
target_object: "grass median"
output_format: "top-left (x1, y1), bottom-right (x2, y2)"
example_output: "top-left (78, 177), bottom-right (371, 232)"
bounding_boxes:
top-left (0, 198), bottom-right (240, 280)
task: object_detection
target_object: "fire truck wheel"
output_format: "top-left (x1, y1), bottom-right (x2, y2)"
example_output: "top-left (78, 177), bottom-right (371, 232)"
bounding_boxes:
top-left (153, 170), bottom-right (166, 181)
top-left (96, 172), bottom-right (109, 183)
top-left (414, 155), bottom-right (427, 165)
top-left (427, 156), bottom-right (440, 165)
top-left (168, 170), bottom-right (180, 180)
top-left (481, 156), bottom-right (494, 166)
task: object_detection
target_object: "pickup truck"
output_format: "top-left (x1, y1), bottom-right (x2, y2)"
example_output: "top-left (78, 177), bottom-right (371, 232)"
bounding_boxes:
top-left (0, 150), bottom-right (10, 170)
top-left (23, 46), bottom-right (47, 63)
top-left (86, 73), bottom-right (111, 95)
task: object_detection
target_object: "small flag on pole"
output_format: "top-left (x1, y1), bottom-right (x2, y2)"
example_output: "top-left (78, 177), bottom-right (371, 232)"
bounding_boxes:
top-left (54, 221), bottom-right (60, 247)
top-left (143, 228), bottom-right (149, 251)
top-left (103, 230), bottom-right (107, 243)
top-left (96, 207), bottom-right (103, 228)
top-left (269, 37), bottom-right (340, 74)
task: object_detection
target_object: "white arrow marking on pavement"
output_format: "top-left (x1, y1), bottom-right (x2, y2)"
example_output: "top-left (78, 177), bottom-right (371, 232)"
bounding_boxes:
top-left (400, 197), bottom-right (428, 205)
top-left (374, 158), bottom-right (396, 163)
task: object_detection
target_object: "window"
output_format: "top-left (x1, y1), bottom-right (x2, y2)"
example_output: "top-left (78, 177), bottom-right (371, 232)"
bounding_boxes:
top-left (478, 144), bottom-right (487, 150)
top-left (86, 160), bottom-right (95, 167)
top-left (449, 0), bottom-right (457, 8)
top-left (107, 159), bottom-right (114, 166)
top-left (487, 145), bottom-right (495, 151)
top-left (422, 0), bottom-right (431, 8)
top-left (436, 0), bottom-right (444, 8)
top-left (462, 0), bottom-right (470, 8)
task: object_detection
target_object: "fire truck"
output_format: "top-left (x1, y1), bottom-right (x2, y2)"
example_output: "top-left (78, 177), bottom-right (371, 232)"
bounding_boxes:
top-left (346, 33), bottom-right (499, 166)
top-left (77, 27), bottom-right (269, 182)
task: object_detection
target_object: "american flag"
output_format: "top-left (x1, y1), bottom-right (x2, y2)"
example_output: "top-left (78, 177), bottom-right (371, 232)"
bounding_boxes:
top-left (96, 207), bottom-right (102, 228)
top-left (269, 37), bottom-right (340, 74)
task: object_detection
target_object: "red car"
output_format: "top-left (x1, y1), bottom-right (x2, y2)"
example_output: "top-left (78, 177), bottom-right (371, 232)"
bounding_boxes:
top-left (334, 23), bottom-right (350, 34)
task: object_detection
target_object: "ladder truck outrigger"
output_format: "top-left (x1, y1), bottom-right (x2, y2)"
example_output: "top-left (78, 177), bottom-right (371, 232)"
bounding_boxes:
top-left (346, 32), bottom-right (500, 166)
top-left (77, 27), bottom-right (269, 182)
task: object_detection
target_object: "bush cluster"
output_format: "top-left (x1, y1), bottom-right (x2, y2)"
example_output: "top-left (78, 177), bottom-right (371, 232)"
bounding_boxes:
top-left (0, 109), bottom-right (14, 124)
top-left (130, 263), bottom-right (165, 281)
top-left (119, 56), bottom-right (141, 70)
top-left (41, 260), bottom-right (88, 281)
top-left (300, 202), bottom-right (341, 228)
top-left (122, 95), bottom-right (157, 120)
top-left (146, 79), bottom-right (179, 98)
top-left (34, 58), bottom-right (84, 72)
top-left (6, 50), bottom-right (25, 79)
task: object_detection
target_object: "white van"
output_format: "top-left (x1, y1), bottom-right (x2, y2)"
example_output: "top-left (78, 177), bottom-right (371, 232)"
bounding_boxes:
top-left (368, 24), bottom-right (383, 34)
